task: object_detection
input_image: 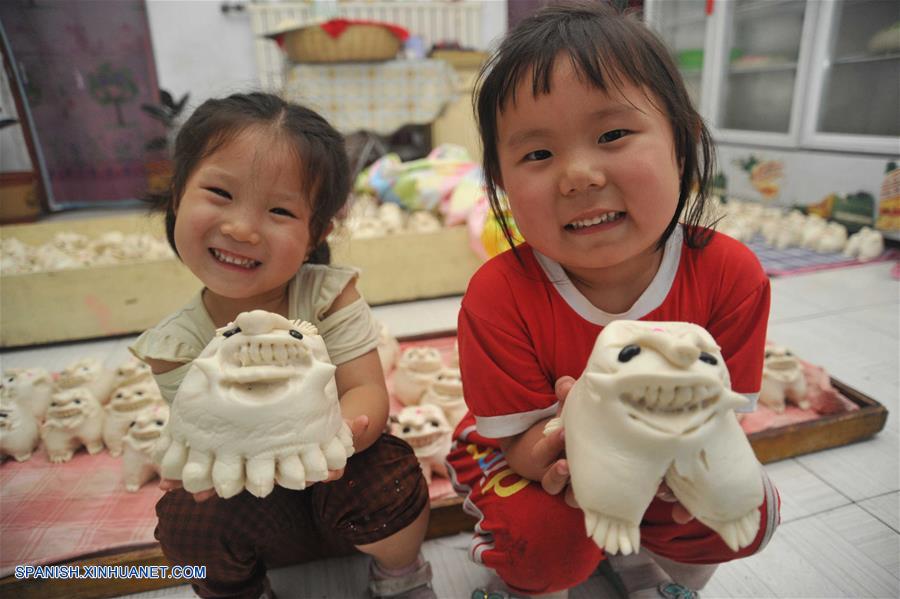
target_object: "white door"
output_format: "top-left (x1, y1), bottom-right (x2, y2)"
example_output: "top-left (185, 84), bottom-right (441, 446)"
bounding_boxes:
top-left (645, 0), bottom-right (717, 113)
top-left (801, 0), bottom-right (900, 155)
top-left (707, 0), bottom-right (819, 147)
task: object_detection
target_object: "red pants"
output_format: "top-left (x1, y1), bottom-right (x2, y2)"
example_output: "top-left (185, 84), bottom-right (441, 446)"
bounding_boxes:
top-left (446, 422), bottom-right (780, 596)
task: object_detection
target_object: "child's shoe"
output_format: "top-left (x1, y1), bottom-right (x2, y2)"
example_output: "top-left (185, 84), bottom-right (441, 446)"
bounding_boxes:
top-left (598, 553), bottom-right (701, 599)
top-left (470, 579), bottom-right (569, 599)
top-left (655, 581), bottom-right (698, 599)
top-left (368, 554), bottom-right (436, 599)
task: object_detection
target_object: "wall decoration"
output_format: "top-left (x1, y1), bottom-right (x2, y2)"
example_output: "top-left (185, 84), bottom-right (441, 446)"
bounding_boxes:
top-left (734, 154), bottom-right (784, 201)
top-left (0, 0), bottom-right (165, 209)
top-left (875, 161), bottom-right (900, 232)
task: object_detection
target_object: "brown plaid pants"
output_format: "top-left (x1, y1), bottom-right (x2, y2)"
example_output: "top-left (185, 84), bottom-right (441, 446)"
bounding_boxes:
top-left (154, 433), bottom-right (429, 598)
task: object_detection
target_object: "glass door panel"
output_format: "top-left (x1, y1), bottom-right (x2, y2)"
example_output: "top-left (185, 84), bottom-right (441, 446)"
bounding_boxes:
top-left (651, 0), bottom-right (711, 110)
top-left (818, 0), bottom-right (900, 137)
top-left (719, 0), bottom-right (807, 133)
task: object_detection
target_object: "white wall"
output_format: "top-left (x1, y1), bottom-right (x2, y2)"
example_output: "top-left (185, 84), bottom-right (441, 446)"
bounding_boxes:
top-left (147, 0), bottom-right (507, 108)
top-left (480, 0), bottom-right (508, 51)
top-left (146, 0), bottom-right (260, 109)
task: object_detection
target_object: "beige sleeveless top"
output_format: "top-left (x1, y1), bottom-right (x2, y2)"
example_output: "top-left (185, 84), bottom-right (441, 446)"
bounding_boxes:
top-left (129, 263), bottom-right (379, 403)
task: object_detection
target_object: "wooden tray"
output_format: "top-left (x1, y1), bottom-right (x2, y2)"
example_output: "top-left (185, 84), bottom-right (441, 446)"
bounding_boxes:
top-left (0, 214), bottom-right (480, 347)
top-left (746, 378), bottom-right (888, 464)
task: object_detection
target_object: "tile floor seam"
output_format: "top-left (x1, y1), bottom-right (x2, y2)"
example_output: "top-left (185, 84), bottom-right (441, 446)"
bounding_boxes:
top-left (769, 302), bottom-right (900, 329)
top-left (783, 496), bottom-right (900, 531)
top-left (857, 500), bottom-right (900, 535)
top-left (780, 499), bottom-right (856, 525)
top-left (794, 458), bottom-right (859, 505)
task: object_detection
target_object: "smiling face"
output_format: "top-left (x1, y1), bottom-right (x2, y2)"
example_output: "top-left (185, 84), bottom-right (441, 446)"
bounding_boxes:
top-left (57, 358), bottom-right (102, 388)
top-left (113, 358), bottom-right (152, 388)
top-left (170, 311), bottom-right (344, 457)
top-left (390, 404), bottom-right (451, 458)
top-left (45, 388), bottom-right (100, 429)
top-left (398, 347), bottom-right (443, 374)
top-left (109, 380), bottom-right (160, 414)
top-left (173, 127), bottom-right (316, 308)
top-left (125, 404), bottom-right (169, 451)
top-left (762, 345), bottom-right (802, 383)
top-left (496, 57), bottom-right (681, 280)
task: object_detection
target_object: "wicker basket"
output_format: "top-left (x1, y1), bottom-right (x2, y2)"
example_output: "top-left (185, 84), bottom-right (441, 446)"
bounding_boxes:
top-left (282, 23), bottom-right (401, 64)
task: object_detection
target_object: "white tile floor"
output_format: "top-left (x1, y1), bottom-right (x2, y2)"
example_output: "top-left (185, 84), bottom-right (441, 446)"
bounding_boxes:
top-left (2, 262), bottom-right (897, 599)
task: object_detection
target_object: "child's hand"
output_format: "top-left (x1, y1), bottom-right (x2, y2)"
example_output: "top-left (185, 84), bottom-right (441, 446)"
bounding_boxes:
top-left (537, 376), bottom-right (577, 507)
top-left (545, 376), bottom-right (695, 524)
top-left (157, 415), bottom-right (370, 499)
top-left (323, 414), bottom-right (369, 482)
top-left (159, 478), bottom-right (217, 503)
top-left (655, 481), bottom-right (694, 524)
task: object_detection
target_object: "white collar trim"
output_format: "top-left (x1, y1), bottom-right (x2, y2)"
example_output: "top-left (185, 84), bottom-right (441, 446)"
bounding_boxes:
top-left (532, 225), bottom-right (683, 326)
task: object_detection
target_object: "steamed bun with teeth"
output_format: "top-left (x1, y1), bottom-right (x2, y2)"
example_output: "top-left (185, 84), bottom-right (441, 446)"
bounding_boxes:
top-left (544, 320), bottom-right (763, 555)
top-left (155, 310), bottom-right (354, 499)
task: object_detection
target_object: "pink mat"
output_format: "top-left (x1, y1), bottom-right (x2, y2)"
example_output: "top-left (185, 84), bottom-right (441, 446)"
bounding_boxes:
top-left (388, 334), bottom-right (461, 502)
top-left (0, 449), bottom-right (162, 577)
top-left (0, 335), bottom-right (460, 577)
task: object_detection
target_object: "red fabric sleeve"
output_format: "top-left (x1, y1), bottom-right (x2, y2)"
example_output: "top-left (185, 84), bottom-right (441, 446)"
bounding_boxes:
top-left (457, 264), bottom-right (559, 439)
top-left (706, 277), bottom-right (770, 399)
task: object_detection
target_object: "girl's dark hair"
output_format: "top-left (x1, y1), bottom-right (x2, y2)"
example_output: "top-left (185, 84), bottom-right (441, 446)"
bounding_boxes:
top-left (148, 92), bottom-right (350, 265)
top-left (476, 1), bottom-right (716, 256)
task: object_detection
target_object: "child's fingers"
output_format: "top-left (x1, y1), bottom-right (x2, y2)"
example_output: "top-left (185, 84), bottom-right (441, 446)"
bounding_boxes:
top-left (554, 376), bottom-right (576, 406)
top-left (159, 478), bottom-right (183, 492)
top-left (656, 481), bottom-right (677, 502)
top-left (541, 459), bottom-right (570, 496)
top-left (671, 503), bottom-right (694, 524)
top-left (348, 415), bottom-right (369, 443)
top-left (192, 489), bottom-right (217, 503)
top-left (532, 426), bottom-right (565, 466)
top-left (324, 467), bottom-right (346, 482)
top-left (160, 478), bottom-right (216, 502)
top-left (656, 481), bottom-right (694, 523)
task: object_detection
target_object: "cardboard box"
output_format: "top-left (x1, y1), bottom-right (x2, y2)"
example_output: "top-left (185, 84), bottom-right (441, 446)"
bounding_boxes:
top-left (0, 214), bottom-right (480, 347)
top-left (0, 171), bottom-right (43, 223)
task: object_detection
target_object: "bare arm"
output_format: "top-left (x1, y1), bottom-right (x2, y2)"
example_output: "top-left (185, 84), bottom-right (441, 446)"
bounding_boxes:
top-left (326, 279), bottom-right (390, 453)
top-left (143, 357), bottom-right (181, 375)
top-left (499, 377), bottom-right (573, 492)
top-left (334, 350), bottom-right (389, 452)
top-left (499, 417), bottom-right (564, 482)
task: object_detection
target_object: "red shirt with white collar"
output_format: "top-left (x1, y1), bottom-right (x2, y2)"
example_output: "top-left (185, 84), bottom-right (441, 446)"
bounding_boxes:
top-left (457, 226), bottom-right (770, 442)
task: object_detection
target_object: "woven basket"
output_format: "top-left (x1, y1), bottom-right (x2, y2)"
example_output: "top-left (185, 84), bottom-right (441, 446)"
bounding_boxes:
top-left (283, 24), bottom-right (401, 64)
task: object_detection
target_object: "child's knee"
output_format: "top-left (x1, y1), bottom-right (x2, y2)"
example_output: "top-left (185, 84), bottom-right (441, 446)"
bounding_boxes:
top-left (493, 534), bottom-right (598, 594)
top-left (315, 434), bottom-right (429, 545)
top-left (155, 490), bottom-right (231, 561)
top-left (490, 516), bottom-right (600, 594)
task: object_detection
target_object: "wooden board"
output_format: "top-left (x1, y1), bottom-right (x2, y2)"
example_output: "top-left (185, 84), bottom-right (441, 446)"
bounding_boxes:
top-left (746, 379), bottom-right (888, 464)
top-left (0, 214), bottom-right (480, 347)
top-left (0, 259), bottom-right (202, 347)
top-left (329, 227), bottom-right (480, 306)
